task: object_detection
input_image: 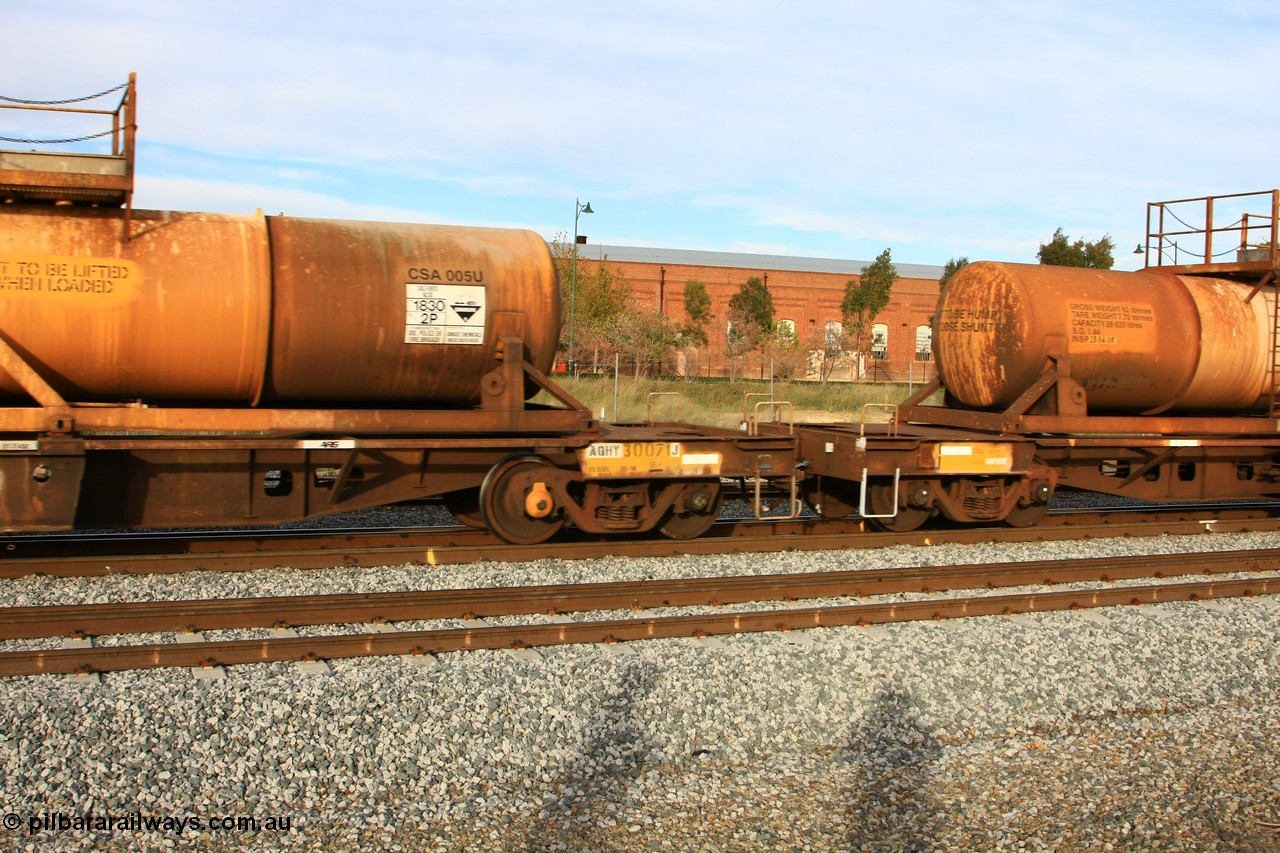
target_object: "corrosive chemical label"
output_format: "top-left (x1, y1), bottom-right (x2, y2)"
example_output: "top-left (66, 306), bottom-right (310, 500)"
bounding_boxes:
top-left (405, 283), bottom-right (486, 345)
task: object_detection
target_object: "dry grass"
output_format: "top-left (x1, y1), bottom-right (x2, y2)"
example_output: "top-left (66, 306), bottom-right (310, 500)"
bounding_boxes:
top-left (534, 375), bottom-right (925, 427)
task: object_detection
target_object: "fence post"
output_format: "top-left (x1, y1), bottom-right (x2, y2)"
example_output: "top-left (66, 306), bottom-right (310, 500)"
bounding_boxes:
top-left (613, 353), bottom-right (620, 422)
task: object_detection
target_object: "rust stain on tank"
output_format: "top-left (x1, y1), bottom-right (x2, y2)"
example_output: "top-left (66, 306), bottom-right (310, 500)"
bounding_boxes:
top-left (1, 209), bottom-right (558, 406)
top-left (935, 262), bottom-right (1027, 407)
top-left (266, 218), bottom-right (559, 403)
top-left (932, 261), bottom-right (1260, 413)
top-left (0, 207), bottom-right (272, 403)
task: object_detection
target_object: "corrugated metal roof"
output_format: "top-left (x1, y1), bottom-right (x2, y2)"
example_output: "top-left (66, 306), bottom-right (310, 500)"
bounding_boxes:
top-left (567, 243), bottom-right (946, 280)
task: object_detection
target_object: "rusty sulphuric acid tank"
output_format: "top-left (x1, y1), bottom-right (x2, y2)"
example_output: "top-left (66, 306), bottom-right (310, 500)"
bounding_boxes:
top-left (0, 207), bottom-right (559, 405)
top-left (933, 261), bottom-right (1276, 413)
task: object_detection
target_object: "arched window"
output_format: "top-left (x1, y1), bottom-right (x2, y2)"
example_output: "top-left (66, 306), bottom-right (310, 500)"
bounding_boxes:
top-left (871, 323), bottom-right (889, 360)
top-left (915, 325), bottom-right (933, 361)
top-left (777, 318), bottom-right (795, 340)
top-left (824, 320), bottom-right (843, 350)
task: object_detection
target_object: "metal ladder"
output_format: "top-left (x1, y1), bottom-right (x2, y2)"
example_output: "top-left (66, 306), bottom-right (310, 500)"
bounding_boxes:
top-left (1272, 280), bottom-right (1280, 418)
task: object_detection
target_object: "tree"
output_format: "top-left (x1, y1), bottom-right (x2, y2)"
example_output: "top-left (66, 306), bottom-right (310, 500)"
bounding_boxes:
top-left (681, 280), bottom-right (711, 348)
top-left (1037, 228), bottom-right (1115, 269)
top-left (551, 232), bottom-right (631, 371)
top-left (928, 256), bottom-right (970, 330)
top-left (842, 248), bottom-right (896, 375)
top-left (807, 321), bottom-right (851, 382)
top-left (613, 307), bottom-right (682, 378)
top-left (939, 256), bottom-right (969, 289)
top-left (764, 321), bottom-right (808, 380)
top-left (725, 276), bottom-right (775, 378)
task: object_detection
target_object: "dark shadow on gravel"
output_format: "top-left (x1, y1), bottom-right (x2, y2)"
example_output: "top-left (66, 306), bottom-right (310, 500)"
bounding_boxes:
top-left (841, 684), bottom-right (944, 852)
top-left (513, 658), bottom-right (658, 852)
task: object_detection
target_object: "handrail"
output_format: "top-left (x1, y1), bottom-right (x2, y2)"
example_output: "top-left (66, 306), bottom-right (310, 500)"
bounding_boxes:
top-left (1141, 190), bottom-right (1278, 272)
top-left (0, 74), bottom-right (135, 160)
top-left (0, 74), bottom-right (137, 234)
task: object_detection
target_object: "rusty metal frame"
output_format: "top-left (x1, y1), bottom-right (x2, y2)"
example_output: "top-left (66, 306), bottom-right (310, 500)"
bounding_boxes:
top-left (0, 335), bottom-right (594, 436)
top-left (1, 417), bottom-right (805, 535)
top-left (911, 192), bottom-right (1280, 436)
top-left (1032, 434), bottom-right (1280, 502)
top-left (899, 376), bottom-right (1280, 437)
top-left (0, 304), bottom-right (810, 533)
top-left (0, 330), bottom-right (607, 530)
top-left (0, 73), bottom-right (136, 233)
top-left (757, 419), bottom-right (1051, 526)
top-left (1141, 189), bottom-right (1279, 277)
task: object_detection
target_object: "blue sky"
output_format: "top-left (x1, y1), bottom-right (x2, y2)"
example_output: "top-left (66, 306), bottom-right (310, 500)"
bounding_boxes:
top-left (6, 1), bottom-right (1278, 272)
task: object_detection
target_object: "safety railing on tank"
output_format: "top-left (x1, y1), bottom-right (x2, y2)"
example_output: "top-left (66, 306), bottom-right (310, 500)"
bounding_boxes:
top-left (0, 73), bottom-right (137, 230)
top-left (1141, 191), bottom-right (1280, 420)
top-left (1139, 189), bottom-right (1279, 273)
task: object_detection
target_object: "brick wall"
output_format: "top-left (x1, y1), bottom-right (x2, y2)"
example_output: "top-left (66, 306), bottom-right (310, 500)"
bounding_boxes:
top-left (572, 255), bottom-right (941, 382)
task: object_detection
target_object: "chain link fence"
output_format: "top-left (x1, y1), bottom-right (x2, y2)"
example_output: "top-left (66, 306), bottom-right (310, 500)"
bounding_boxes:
top-left (535, 371), bottom-right (937, 428)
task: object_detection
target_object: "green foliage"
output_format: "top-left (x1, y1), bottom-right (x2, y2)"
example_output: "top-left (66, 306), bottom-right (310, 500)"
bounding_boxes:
top-left (764, 320), bottom-right (809, 380)
top-left (535, 374), bottom-right (916, 429)
top-left (1037, 228), bottom-right (1115, 269)
top-left (613, 309), bottom-right (682, 377)
top-left (728, 276), bottom-right (775, 332)
top-left (726, 276), bottom-right (776, 377)
top-left (681, 280), bottom-right (711, 348)
top-left (841, 248), bottom-right (896, 356)
top-left (551, 232), bottom-right (632, 370)
top-left (576, 262), bottom-right (632, 334)
top-left (806, 321), bottom-right (851, 381)
top-left (939, 256), bottom-right (969, 289)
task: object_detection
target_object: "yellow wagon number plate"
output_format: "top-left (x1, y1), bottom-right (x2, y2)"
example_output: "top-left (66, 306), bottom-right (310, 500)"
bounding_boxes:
top-left (932, 442), bottom-right (1014, 474)
top-left (579, 442), bottom-right (723, 478)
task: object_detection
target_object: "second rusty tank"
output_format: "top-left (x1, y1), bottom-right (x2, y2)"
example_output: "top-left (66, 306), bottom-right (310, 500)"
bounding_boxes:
top-left (0, 207), bottom-right (559, 405)
top-left (933, 261), bottom-right (1275, 413)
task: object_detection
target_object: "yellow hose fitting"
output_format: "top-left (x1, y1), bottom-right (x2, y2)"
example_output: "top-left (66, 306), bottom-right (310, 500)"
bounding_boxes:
top-left (525, 481), bottom-right (554, 518)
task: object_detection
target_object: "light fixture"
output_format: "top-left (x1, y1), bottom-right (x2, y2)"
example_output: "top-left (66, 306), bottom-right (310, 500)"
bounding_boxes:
top-left (568, 198), bottom-right (594, 375)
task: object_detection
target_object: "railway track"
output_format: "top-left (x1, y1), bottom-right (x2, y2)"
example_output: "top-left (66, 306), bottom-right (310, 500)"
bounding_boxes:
top-left (3, 548), bottom-right (1279, 677)
top-left (3, 503), bottom-right (1280, 578)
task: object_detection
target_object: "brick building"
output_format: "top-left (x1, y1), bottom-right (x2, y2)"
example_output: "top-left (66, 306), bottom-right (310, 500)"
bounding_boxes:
top-left (570, 244), bottom-right (944, 382)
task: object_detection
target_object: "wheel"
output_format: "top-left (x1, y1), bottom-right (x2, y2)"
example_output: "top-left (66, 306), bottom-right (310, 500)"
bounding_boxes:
top-left (658, 481), bottom-right (724, 539)
top-left (1005, 469), bottom-right (1054, 528)
top-left (800, 476), bottom-right (860, 520)
top-left (442, 488), bottom-right (485, 528)
top-left (1004, 503), bottom-right (1049, 527)
top-left (865, 479), bottom-right (931, 532)
top-left (479, 456), bottom-right (566, 545)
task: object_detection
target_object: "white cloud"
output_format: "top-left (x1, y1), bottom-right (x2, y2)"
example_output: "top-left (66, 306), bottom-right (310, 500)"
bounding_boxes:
top-left (135, 176), bottom-right (457, 224)
top-left (7, 1), bottom-right (1279, 267)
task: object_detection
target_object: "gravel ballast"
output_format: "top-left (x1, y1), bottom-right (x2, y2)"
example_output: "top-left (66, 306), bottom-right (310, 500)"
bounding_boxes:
top-left (1, 526), bottom-right (1279, 852)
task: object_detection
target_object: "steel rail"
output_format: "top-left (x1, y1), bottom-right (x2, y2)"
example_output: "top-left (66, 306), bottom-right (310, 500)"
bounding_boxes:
top-left (5, 548), bottom-right (1280, 641)
top-left (2, 575), bottom-right (1277, 677)
top-left (3, 508), bottom-right (1279, 578)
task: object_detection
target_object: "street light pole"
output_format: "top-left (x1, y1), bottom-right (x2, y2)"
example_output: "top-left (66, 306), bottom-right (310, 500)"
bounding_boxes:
top-left (1134, 237), bottom-right (1180, 267)
top-left (568, 197), bottom-right (593, 375)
